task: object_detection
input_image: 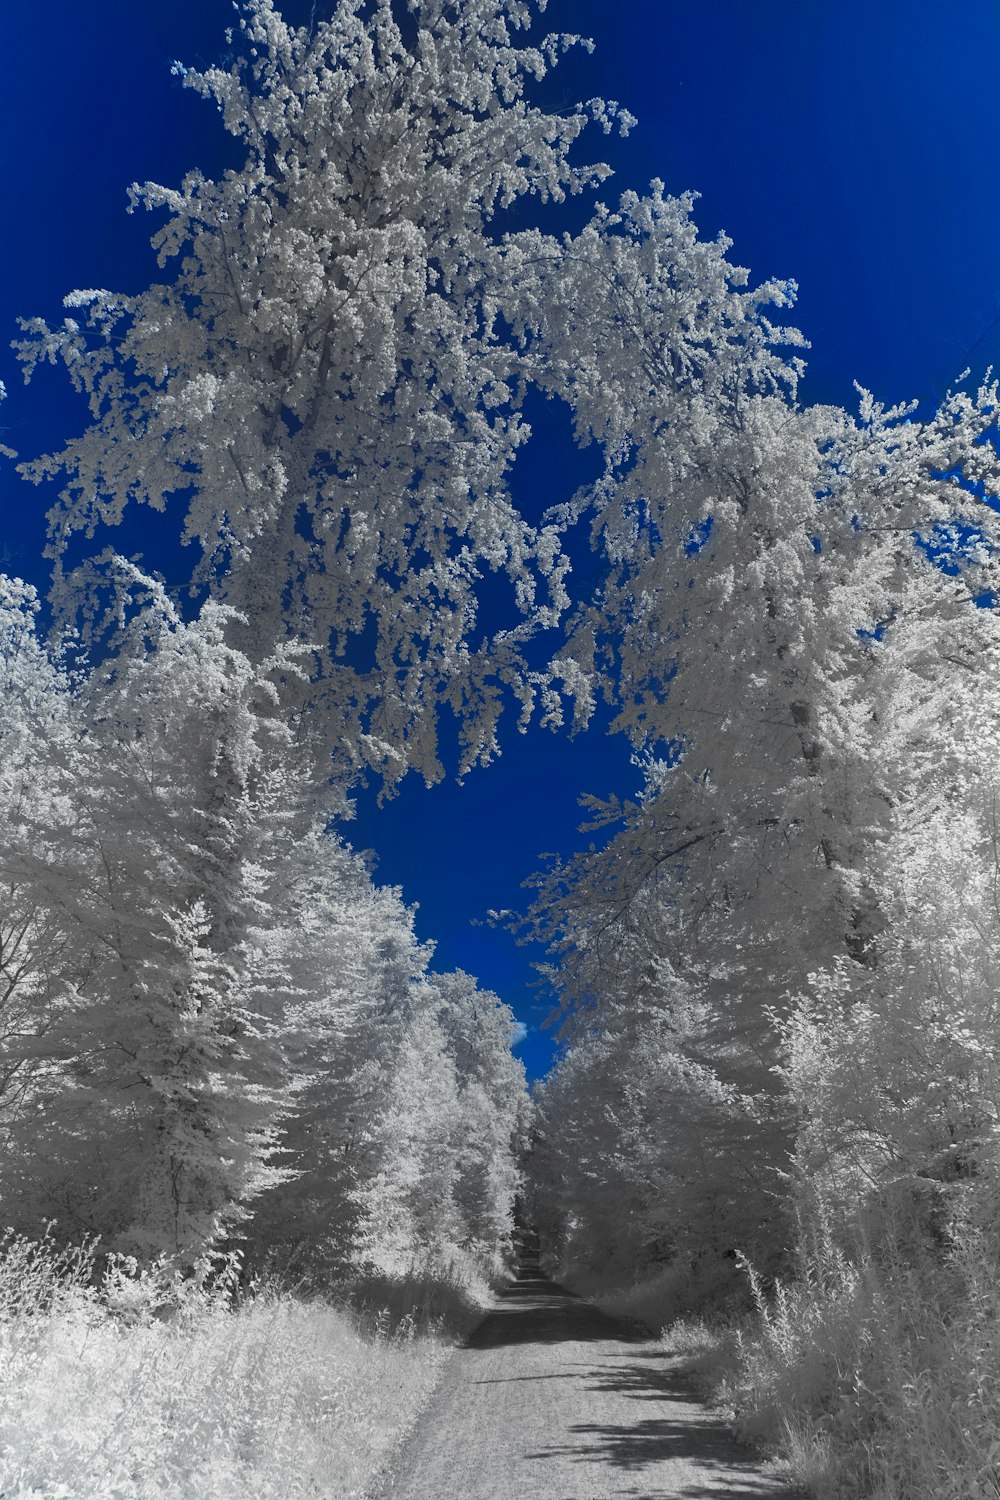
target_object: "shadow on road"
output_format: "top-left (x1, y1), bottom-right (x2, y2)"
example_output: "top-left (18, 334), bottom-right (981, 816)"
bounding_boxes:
top-left (468, 1261), bottom-right (805, 1497)
top-left (529, 1422), bottom-right (799, 1500)
top-left (527, 1350), bottom-right (807, 1497)
top-left (465, 1264), bottom-right (649, 1350)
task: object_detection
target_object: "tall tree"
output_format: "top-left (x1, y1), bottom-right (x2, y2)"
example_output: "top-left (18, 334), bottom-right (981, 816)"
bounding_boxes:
top-left (780, 594), bottom-right (1000, 1246)
top-left (0, 577), bottom-right (83, 1181)
top-left (0, 577), bottom-right (309, 1258)
top-left (4, 0), bottom-right (580, 1266)
top-left (16, 0), bottom-right (628, 789)
top-left (521, 184), bottom-right (1000, 1293)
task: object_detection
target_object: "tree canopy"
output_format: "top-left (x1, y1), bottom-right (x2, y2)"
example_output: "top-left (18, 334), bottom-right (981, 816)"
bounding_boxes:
top-left (5, 14), bottom-right (1000, 1426)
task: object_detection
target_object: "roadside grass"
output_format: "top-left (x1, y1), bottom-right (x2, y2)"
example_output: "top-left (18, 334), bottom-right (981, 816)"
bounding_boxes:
top-left (0, 1228), bottom-right (464, 1500)
top-left (652, 1208), bottom-right (1000, 1499)
top-left (349, 1261), bottom-right (493, 1342)
top-left (588, 1253), bottom-right (748, 1333)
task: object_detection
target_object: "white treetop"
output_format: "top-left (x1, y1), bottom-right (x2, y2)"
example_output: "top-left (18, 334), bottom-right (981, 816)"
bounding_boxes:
top-left (16, 0), bottom-right (629, 789)
top-left (521, 181), bottom-right (1000, 1293)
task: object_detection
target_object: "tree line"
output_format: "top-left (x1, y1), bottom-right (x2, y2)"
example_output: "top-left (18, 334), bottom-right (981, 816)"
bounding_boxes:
top-left (3, 0), bottom-right (1000, 1344)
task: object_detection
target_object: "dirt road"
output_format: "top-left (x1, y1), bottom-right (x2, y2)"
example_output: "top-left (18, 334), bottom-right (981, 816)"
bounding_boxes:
top-left (377, 1263), bottom-right (805, 1500)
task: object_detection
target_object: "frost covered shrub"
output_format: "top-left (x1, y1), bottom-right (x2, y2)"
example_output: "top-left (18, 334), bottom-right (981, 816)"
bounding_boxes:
top-left (350, 1259), bottom-right (496, 1342)
top-left (591, 1252), bottom-right (752, 1333)
top-left (0, 1229), bottom-right (448, 1500)
top-left (690, 1193), bottom-right (1000, 1500)
top-left (856, 1202), bottom-right (1000, 1500)
top-left (656, 1240), bottom-right (895, 1497)
top-left (729, 1233), bottom-right (892, 1454)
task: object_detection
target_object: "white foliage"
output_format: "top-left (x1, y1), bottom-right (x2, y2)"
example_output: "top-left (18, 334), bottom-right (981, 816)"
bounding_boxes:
top-left (522, 168), bottom-right (1000, 1298)
top-left (16, 0), bottom-right (630, 788)
top-left (0, 572), bottom-right (528, 1273)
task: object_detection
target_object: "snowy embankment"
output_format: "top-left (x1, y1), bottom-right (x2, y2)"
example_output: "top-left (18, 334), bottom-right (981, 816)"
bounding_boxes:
top-left (0, 1231), bottom-right (484, 1500)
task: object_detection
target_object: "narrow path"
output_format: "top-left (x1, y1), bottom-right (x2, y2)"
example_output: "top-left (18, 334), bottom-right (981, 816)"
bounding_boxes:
top-left (377, 1261), bottom-right (806, 1500)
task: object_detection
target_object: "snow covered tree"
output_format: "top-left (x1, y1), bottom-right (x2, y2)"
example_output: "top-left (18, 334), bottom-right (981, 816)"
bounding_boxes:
top-left (348, 965), bottom-right (526, 1278)
top-left (519, 184), bottom-right (1000, 1296)
top-left (16, 0), bottom-right (628, 790)
top-left (3, 1), bottom-right (563, 1270)
top-left (245, 839), bottom-right (439, 1273)
top-left (434, 969), bottom-right (528, 1270)
top-left (780, 593), bottom-right (1000, 1253)
top-left (0, 575), bottom-right (314, 1259)
top-left (0, 578), bottom-right (85, 1180)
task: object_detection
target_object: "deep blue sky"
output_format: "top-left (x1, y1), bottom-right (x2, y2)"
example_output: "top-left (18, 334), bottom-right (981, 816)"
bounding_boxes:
top-left (2, 2), bottom-right (999, 1078)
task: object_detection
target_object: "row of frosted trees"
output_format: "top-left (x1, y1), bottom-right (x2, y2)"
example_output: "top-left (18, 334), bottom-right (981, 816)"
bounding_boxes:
top-left (523, 187), bottom-right (1000, 1323)
top-left (8, 0), bottom-right (1000, 1350)
top-left (1, 0), bottom-right (626, 1276)
top-left (517, 173), bottom-right (1000, 1487)
top-left (0, 574), bottom-right (526, 1273)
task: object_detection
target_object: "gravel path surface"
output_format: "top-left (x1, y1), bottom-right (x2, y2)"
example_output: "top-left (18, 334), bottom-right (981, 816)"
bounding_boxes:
top-left (377, 1263), bottom-right (806, 1500)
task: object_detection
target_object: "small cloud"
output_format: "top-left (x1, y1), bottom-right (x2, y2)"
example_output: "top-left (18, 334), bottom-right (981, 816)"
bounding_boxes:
top-left (511, 1021), bottom-right (528, 1048)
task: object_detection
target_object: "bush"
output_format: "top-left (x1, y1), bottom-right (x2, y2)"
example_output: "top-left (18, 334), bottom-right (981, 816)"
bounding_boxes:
top-left (590, 1253), bottom-right (752, 1333)
top-left (673, 1197), bottom-right (1000, 1499)
top-left (0, 1229), bottom-right (450, 1500)
top-left (347, 1258), bottom-right (496, 1343)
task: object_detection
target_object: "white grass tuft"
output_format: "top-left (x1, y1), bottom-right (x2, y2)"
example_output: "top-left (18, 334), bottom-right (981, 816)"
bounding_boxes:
top-left (651, 1206), bottom-right (1000, 1499)
top-left (0, 1229), bottom-right (450, 1500)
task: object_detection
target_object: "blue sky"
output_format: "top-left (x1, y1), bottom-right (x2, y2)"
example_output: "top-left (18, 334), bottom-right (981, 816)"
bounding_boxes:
top-left (2, 1), bottom-right (999, 1079)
